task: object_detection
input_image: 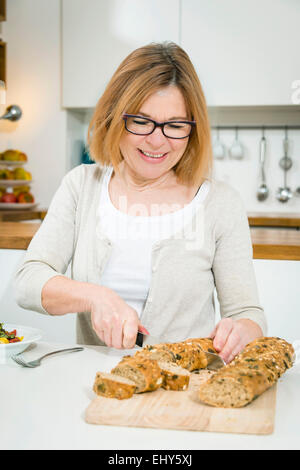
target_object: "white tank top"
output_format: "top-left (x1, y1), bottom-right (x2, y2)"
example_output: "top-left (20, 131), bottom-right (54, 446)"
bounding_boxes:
top-left (98, 166), bottom-right (210, 317)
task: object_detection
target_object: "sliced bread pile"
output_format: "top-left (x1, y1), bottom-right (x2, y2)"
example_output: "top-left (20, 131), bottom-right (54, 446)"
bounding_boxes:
top-left (92, 336), bottom-right (294, 405)
top-left (93, 337), bottom-right (216, 399)
top-left (197, 337), bottom-right (294, 408)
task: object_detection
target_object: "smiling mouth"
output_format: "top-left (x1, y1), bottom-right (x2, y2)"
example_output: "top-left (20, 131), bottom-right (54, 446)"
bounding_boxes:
top-left (139, 149), bottom-right (167, 159)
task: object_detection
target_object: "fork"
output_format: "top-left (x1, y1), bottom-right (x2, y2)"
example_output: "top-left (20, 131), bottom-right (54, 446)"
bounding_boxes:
top-left (11, 347), bottom-right (84, 368)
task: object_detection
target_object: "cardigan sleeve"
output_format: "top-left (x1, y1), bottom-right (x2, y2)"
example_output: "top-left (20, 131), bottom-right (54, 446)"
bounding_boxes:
top-left (14, 165), bottom-right (83, 314)
top-left (212, 186), bottom-right (267, 335)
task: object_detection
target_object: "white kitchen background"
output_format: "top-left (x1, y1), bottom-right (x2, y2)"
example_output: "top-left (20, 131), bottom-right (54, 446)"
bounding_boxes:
top-left (0, 0), bottom-right (300, 343)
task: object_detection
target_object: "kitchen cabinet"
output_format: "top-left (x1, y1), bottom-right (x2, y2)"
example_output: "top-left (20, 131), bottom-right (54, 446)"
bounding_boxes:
top-left (181, 0), bottom-right (300, 106)
top-left (62, 0), bottom-right (179, 108)
top-left (62, 0), bottom-right (300, 108)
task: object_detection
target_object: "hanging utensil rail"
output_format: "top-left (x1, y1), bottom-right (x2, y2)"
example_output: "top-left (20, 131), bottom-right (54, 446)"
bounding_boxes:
top-left (211, 125), bottom-right (300, 130)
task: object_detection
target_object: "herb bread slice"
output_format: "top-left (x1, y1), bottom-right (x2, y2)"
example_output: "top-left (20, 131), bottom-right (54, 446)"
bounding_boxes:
top-left (111, 355), bottom-right (163, 393)
top-left (157, 361), bottom-right (190, 391)
top-left (93, 372), bottom-right (136, 399)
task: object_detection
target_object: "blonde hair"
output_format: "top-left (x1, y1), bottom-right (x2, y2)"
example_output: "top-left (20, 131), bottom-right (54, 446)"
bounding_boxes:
top-left (87, 42), bottom-right (212, 186)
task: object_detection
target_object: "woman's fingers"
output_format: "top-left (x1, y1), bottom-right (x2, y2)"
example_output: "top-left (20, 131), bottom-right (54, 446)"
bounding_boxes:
top-left (123, 318), bottom-right (139, 349)
top-left (111, 315), bottom-right (124, 349)
top-left (211, 318), bottom-right (263, 363)
top-left (103, 328), bottom-right (112, 348)
top-left (138, 324), bottom-right (150, 335)
top-left (211, 318), bottom-right (234, 353)
top-left (218, 327), bottom-right (243, 363)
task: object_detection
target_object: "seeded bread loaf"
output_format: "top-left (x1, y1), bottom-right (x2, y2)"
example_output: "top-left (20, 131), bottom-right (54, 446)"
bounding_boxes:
top-left (183, 337), bottom-right (217, 368)
top-left (198, 336), bottom-right (294, 408)
top-left (93, 372), bottom-right (136, 399)
top-left (135, 344), bottom-right (176, 363)
top-left (157, 361), bottom-right (190, 391)
top-left (111, 355), bottom-right (163, 393)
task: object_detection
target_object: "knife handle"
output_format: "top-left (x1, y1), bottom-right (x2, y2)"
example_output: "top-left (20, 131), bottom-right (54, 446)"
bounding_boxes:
top-left (135, 332), bottom-right (144, 347)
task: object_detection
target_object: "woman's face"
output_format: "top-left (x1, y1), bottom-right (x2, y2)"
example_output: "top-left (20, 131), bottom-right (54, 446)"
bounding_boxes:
top-left (119, 86), bottom-right (190, 181)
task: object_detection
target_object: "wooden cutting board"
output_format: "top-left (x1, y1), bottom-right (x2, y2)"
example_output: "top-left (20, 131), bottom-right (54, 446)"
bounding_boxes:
top-left (85, 371), bottom-right (277, 434)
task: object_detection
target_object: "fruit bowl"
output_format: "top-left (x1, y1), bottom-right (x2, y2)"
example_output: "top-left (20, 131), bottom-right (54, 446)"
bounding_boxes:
top-left (0, 179), bottom-right (33, 186)
top-left (0, 161), bottom-right (26, 167)
top-left (0, 202), bottom-right (37, 210)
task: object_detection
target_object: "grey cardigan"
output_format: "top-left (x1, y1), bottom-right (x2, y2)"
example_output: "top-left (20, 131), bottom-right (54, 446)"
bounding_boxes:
top-left (15, 164), bottom-right (267, 345)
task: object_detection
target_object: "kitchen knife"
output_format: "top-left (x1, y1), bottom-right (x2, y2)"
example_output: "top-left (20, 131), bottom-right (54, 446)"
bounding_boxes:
top-left (135, 325), bottom-right (150, 347)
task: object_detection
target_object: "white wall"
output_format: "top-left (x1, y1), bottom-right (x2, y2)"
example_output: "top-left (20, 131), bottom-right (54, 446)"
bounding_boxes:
top-left (0, 0), bottom-right (67, 208)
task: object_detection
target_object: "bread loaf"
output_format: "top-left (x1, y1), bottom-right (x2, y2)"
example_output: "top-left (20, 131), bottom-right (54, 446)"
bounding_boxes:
top-left (135, 344), bottom-right (176, 363)
top-left (111, 355), bottom-right (163, 393)
top-left (183, 337), bottom-right (217, 368)
top-left (93, 372), bottom-right (136, 399)
top-left (198, 336), bottom-right (294, 408)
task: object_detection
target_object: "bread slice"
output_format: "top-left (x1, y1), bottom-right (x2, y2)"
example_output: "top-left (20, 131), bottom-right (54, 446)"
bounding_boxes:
top-left (198, 336), bottom-right (294, 408)
top-left (157, 361), bottom-right (190, 391)
top-left (111, 355), bottom-right (163, 393)
top-left (93, 372), bottom-right (136, 399)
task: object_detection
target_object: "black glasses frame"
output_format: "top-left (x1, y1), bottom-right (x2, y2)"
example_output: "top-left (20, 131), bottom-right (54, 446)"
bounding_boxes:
top-left (122, 113), bottom-right (196, 139)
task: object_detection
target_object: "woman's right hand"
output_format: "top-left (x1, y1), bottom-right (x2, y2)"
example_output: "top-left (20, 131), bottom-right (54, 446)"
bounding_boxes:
top-left (89, 285), bottom-right (148, 349)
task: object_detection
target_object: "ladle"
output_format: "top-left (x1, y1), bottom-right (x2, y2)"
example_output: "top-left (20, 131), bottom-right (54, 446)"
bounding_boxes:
top-left (276, 129), bottom-right (293, 203)
top-left (279, 133), bottom-right (293, 170)
top-left (256, 130), bottom-right (269, 201)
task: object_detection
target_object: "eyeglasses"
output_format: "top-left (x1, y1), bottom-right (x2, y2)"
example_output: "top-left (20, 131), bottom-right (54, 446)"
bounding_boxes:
top-left (122, 113), bottom-right (196, 139)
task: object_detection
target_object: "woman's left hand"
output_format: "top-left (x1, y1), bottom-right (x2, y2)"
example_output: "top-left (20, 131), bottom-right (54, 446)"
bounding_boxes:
top-left (209, 318), bottom-right (263, 364)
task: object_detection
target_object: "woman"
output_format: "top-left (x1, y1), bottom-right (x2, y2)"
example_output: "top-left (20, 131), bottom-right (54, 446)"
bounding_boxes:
top-left (15, 42), bottom-right (266, 363)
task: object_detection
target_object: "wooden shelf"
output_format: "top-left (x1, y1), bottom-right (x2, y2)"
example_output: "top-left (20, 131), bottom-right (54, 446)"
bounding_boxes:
top-left (0, 208), bottom-right (47, 222)
top-left (0, 0), bottom-right (6, 22)
top-left (0, 222), bottom-right (40, 250)
top-left (248, 212), bottom-right (300, 228)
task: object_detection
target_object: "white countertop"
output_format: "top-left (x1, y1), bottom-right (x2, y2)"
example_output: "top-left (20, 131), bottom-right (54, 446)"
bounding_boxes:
top-left (1, 341), bottom-right (300, 450)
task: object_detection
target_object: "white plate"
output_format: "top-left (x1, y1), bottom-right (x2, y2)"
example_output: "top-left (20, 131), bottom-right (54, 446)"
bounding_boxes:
top-left (0, 161), bottom-right (26, 167)
top-left (0, 323), bottom-right (43, 361)
top-left (0, 202), bottom-right (37, 210)
top-left (0, 180), bottom-right (32, 187)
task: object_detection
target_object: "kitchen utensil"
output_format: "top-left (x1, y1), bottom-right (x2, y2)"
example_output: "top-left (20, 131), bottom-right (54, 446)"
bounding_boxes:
top-left (256, 132), bottom-right (269, 201)
top-left (199, 349), bottom-right (226, 370)
top-left (11, 347), bottom-right (84, 368)
top-left (276, 129), bottom-right (293, 203)
top-left (279, 133), bottom-right (293, 170)
top-left (229, 127), bottom-right (244, 159)
top-left (85, 372), bottom-right (277, 434)
top-left (279, 156), bottom-right (293, 171)
top-left (294, 187), bottom-right (300, 197)
top-left (212, 127), bottom-right (226, 159)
